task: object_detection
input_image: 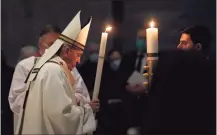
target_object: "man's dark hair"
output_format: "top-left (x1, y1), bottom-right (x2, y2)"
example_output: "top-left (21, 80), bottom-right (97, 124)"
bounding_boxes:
top-left (181, 25), bottom-right (212, 52)
top-left (40, 24), bottom-right (61, 37)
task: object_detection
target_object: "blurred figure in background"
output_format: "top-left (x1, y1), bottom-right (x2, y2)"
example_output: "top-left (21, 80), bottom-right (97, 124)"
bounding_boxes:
top-left (17, 45), bottom-right (38, 63)
top-left (9, 25), bottom-right (61, 114)
top-left (96, 48), bottom-right (126, 134)
top-left (118, 30), bottom-right (149, 134)
top-left (2, 50), bottom-right (14, 135)
top-left (108, 48), bottom-right (122, 72)
top-left (8, 25), bottom-right (61, 132)
top-left (142, 50), bottom-right (216, 134)
top-left (78, 43), bottom-right (110, 97)
top-left (79, 42), bottom-right (99, 65)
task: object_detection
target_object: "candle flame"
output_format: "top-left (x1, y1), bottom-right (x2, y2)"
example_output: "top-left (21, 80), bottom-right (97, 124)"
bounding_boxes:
top-left (150, 21), bottom-right (155, 28)
top-left (105, 26), bottom-right (112, 32)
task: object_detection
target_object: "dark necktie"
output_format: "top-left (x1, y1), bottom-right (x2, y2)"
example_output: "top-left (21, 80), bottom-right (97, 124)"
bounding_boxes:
top-left (136, 54), bottom-right (144, 72)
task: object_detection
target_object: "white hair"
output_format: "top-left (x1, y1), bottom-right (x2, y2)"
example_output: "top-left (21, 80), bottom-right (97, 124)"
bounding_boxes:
top-left (17, 45), bottom-right (38, 62)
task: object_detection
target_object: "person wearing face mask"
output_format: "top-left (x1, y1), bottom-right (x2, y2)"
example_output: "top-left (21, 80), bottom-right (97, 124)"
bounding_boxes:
top-left (118, 32), bottom-right (149, 134)
top-left (109, 49), bottom-right (122, 71)
top-left (95, 48), bottom-right (126, 134)
top-left (89, 52), bottom-right (99, 63)
top-left (77, 43), bottom-right (110, 98)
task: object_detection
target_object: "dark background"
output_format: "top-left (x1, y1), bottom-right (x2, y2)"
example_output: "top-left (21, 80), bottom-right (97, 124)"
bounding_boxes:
top-left (2, 0), bottom-right (216, 67)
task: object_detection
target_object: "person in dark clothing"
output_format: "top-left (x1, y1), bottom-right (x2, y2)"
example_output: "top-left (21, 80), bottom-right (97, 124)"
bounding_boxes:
top-left (96, 48), bottom-right (126, 135)
top-left (108, 48), bottom-right (123, 72)
top-left (2, 50), bottom-right (15, 135)
top-left (77, 48), bottom-right (110, 98)
top-left (117, 35), bottom-right (149, 134)
top-left (177, 25), bottom-right (212, 55)
top-left (142, 50), bottom-right (216, 135)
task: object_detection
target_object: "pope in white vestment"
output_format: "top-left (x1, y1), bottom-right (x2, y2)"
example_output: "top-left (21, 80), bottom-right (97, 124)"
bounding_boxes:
top-left (19, 56), bottom-right (95, 134)
top-left (15, 11), bottom-right (96, 134)
top-left (9, 56), bottom-right (92, 132)
top-left (9, 56), bottom-right (91, 114)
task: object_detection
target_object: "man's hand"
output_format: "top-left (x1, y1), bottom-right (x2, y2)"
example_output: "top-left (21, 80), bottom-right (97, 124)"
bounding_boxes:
top-left (76, 98), bottom-right (80, 106)
top-left (88, 99), bottom-right (100, 112)
top-left (126, 83), bottom-right (148, 95)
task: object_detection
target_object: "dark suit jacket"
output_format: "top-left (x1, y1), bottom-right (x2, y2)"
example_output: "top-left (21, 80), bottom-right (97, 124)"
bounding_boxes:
top-left (142, 50), bottom-right (216, 135)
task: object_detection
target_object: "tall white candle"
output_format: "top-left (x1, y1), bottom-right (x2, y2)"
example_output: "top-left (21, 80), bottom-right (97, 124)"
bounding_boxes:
top-left (92, 27), bottom-right (112, 100)
top-left (99, 32), bottom-right (108, 57)
top-left (146, 21), bottom-right (158, 56)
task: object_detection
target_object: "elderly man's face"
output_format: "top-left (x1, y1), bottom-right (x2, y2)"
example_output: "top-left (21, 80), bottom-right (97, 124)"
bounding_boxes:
top-left (75, 50), bottom-right (83, 63)
top-left (66, 50), bottom-right (82, 71)
top-left (62, 44), bottom-right (84, 70)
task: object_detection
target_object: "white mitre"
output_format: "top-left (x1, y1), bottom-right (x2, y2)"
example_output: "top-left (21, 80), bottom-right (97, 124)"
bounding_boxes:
top-left (27, 11), bottom-right (92, 82)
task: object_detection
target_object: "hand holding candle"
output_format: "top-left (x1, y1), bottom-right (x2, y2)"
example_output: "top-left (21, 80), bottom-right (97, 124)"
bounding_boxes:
top-left (92, 26), bottom-right (112, 100)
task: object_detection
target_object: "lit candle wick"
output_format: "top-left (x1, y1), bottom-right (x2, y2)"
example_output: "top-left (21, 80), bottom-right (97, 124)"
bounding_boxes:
top-left (150, 21), bottom-right (155, 28)
top-left (105, 26), bottom-right (112, 32)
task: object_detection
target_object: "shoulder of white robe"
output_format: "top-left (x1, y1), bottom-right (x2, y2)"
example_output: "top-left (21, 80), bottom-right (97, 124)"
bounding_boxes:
top-left (17, 56), bottom-right (35, 68)
top-left (26, 40), bottom-right (64, 82)
top-left (26, 55), bottom-right (62, 82)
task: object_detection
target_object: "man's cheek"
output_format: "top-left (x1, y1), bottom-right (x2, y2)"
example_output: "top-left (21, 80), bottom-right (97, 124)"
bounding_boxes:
top-left (75, 51), bottom-right (83, 64)
top-left (76, 56), bottom-right (81, 64)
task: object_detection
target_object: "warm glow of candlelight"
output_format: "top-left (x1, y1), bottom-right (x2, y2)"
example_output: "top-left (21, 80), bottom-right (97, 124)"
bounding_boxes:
top-left (105, 26), bottom-right (112, 32)
top-left (150, 21), bottom-right (155, 28)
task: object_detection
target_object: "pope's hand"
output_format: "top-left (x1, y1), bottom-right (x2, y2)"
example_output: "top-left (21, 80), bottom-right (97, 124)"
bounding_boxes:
top-left (76, 98), bottom-right (80, 106)
top-left (126, 83), bottom-right (148, 95)
top-left (88, 99), bottom-right (100, 112)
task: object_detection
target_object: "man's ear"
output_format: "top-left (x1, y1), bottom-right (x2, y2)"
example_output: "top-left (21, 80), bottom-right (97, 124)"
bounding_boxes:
top-left (65, 46), bottom-right (71, 54)
top-left (195, 43), bottom-right (202, 51)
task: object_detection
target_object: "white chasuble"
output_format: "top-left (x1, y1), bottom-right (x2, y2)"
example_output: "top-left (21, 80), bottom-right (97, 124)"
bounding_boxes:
top-left (16, 56), bottom-right (96, 135)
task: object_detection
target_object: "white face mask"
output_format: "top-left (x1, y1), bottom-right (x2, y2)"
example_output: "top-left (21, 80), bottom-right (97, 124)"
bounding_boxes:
top-left (110, 59), bottom-right (121, 70)
top-left (89, 53), bottom-right (98, 62)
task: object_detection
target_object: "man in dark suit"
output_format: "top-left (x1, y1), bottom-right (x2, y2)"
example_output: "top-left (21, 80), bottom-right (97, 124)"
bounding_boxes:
top-left (140, 25), bottom-right (215, 134)
top-left (177, 25), bottom-right (213, 58)
top-left (142, 50), bottom-right (216, 135)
